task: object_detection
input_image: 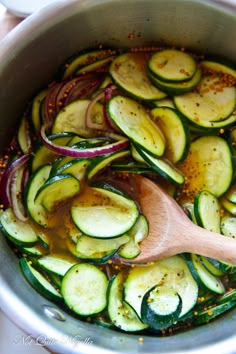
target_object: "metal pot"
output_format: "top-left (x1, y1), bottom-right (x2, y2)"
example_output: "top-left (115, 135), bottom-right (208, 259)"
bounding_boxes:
top-left (0, 0), bottom-right (236, 353)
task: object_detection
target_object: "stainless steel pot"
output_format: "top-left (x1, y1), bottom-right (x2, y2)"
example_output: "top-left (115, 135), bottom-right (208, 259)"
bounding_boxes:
top-left (0, 1), bottom-right (236, 353)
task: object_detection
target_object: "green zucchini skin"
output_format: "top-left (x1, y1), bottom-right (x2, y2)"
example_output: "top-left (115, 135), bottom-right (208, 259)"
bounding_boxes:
top-left (2, 45), bottom-right (236, 335)
top-left (141, 286), bottom-right (182, 330)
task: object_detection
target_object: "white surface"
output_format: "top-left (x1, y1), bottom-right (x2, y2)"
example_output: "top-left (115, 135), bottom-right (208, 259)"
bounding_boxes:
top-left (0, 311), bottom-right (49, 354)
top-left (0, 0), bottom-right (58, 17)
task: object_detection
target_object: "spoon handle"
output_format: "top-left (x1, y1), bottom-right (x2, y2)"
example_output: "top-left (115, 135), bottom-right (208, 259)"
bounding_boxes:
top-left (181, 223), bottom-right (236, 264)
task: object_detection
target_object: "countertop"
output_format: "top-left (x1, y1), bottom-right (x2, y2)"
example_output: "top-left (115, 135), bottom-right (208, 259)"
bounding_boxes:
top-left (0, 5), bottom-right (49, 354)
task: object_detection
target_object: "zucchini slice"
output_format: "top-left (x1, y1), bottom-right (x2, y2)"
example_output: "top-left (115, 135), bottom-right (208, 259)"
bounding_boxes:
top-left (31, 132), bottom-right (74, 172)
top-left (136, 146), bottom-right (185, 185)
top-left (200, 58), bottom-right (236, 79)
top-left (31, 88), bottom-right (48, 132)
top-left (189, 254), bottom-right (225, 294)
top-left (52, 99), bottom-right (104, 137)
top-left (107, 271), bottom-right (148, 332)
top-left (224, 183), bottom-right (236, 204)
top-left (36, 255), bottom-right (77, 277)
top-left (149, 68), bottom-right (202, 95)
top-left (118, 214), bottom-right (149, 259)
top-left (87, 148), bottom-right (130, 181)
top-left (199, 256), bottom-right (225, 277)
top-left (35, 173), bottom-right (80, 212)
top-left (151, 107), bottom-right (190, 163)
top-left (61, 263), bottom-right (108, 316)
top-left (124, 255), bottom-right (198, 318)
top-left (109, 52), bottom-right (167, 100)
top-left (24, 164), bottom-right (51, 227)
top-left (55, 158), bottom-right (90, 181)
top-left (71, 184), bottom-right (139, 238)
top-left (107, 95), bottom-right (166, 157)
top-left (76, 234), bottom-right (130, 257)
top-left (76, 55), bottom-right (115, 75)
top-left (192, 300), bottom-right (236, 326)
top-left (20, 257), bottom-right (63, 304)
top-left (141, 286), bottom-right (182, 330)
top-left (178, 136), bottom-right (233, 198)
top-left (0, 208), bottom-right (38, 247)
top-left (221, 215), bottom-right (236, 238)
top-left (60, 49), bottom-right (116, 79)
top-left (174, 75), bottom-right (236, 126)
top-left (194, 190), bottom-right (221, 233)
top-left (148, 49), bottom-right (197, 82)
top-left (17, 116), bottom-right (31, 154)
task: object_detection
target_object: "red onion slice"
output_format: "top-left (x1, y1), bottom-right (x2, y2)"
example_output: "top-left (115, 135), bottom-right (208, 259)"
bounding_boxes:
top-left (0, 154), bottom-right (30, 208)
top-left (10, 167), bottom-right (28, 222)
top-left (103, 84), bottom-right (121, 131)
top-left (40, 125), bottom-right (129, 158)
top-left (85, 90), bottom-right (109, 131)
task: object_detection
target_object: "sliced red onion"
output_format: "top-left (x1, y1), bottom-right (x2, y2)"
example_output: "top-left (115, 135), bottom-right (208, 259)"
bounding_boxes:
top-left (42, 82), bottom-right (64, 126)
top-left (64, 73), bottom-right (105, 105)
top-left (85, 90), bottom-right (110, 131)
top-left (103, 84), bottom-right (121, 131)
top-left (40, 125), bottom-right (129, 158)
top-left (10, 167), bottom-right (28, 222)
top-left (0, 154), bottom-right (30, 208)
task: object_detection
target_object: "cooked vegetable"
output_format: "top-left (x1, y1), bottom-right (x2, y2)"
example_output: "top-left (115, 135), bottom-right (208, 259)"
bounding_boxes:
top-left (0, 46), bottom-right (236, 335)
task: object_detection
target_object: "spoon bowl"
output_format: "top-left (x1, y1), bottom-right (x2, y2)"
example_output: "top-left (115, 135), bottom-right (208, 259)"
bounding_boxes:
top-left (129, 176), bottom-right (236, 265)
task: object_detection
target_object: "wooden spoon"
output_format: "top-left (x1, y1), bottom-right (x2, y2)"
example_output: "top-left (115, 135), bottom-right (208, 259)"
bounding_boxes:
top-left (128, 175), bottom-right (236, 264)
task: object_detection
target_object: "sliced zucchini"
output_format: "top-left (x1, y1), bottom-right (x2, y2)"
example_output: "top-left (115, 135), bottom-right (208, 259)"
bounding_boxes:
top-left (189, 254), bottom-right (225, 294)
top-left (55, 158), bottom-right (90, 181)
top-left (194, 190), bottom-right (221, 233)
top-left (148, 49), bottom-right (197, 82)
top-left (20, 257), bottom-right (63, 304)
top-left (199, 256), bottom-right (225, 277)
top-left (153, 97), bottom-right (175, 108)
top-left (24, 164), bottom-right (52, 227)
top-left (221, 215), bottom-right (236, 238)
top-left (76, 234), bottom-right (130, 257)
top-left (61, 49), bottom-right (116, 79)
top-left (76, 55), bottom-right (115, 75)
top-left (200, 58), bottom-right (236, 79)
top-left (216, 288), bottom-right (236, 305)
top-left (31, 132), bottom-right (74, 172)
top-left (192, 300), bottom-right (236, 326)
top-left (107, 271), bottom-right (148, 332)
top-left (109, 52), bottom-right (167, 100)
top-left (0, 208), bottom-right (38, 247)
top-left (118, 214), bottom-right (149, 259)
top-left (149, 68), bottom-right (202, 95)
top-left (178, 136), bottom-right (233, 198)
top-left (224, 183), bottom-right (236, 204)
top-left (151, 107), bottom-right (190, 163)
top-left (124, 255), bottom-right (198, 318)
top-left (35, 173), bottom-right (80, 212)
top-left (17, 116), bottom-right (31, 154)
top-left (107, 95), bottom-right (166, 157)
top-left (31, 88), bottom-right (48, 132)
top-left (136, 146), bottom-right (185, 185)
top-left (87, 148), bottom-right (130, 181)
top-left (71, 184), bottom-right (139, 238)
top-left (61, 263), bottom-right (108, 316)
top-left (220, 197), bottom-right (236, 215)
top-left (174, 75), bottom-right (236, 126)
top-left (141, 286), bottom-right (182, 330)
top-left (36, 255), bottom-right (77, 277)
top-left (52, 99), bottom-right (103, 137)
top-left (67, 237), bottom-right (117, 263)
